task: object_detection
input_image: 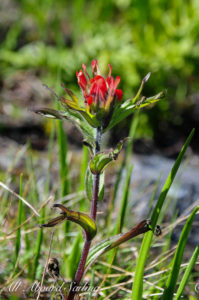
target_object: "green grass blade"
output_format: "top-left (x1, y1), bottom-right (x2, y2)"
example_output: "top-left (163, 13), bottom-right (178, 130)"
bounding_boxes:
top-left (88, 267), bottom-right (95, 300)
top-left (57, 119), bottom-right (70, 197)
top-left (151, 128), bottom-right (194, 228)
top-left (114, 164), bottom-right (133, 234)
top-left (56, 115), bottom-right (71, 238)
top-left (55, 65), bottom-right (70, 197)
top-left (147, 174), bottom-right (161, 219)
top-left (44, 120), bottom-right (56, 194)
top-left (175, 244), bottom-right (199, 299)
top-left (108, 112), bottom-right (138, 216)
top-left (31, 122), bottom-right (55, 278)
top-left (108, 164), bottom-right (133, 264)
top-left (32, 207), bottom-right (45, 280)
top-left (79, 145), bottom-right (89, 191)
top-left (14, 174), bottom-right (23, 267)
top-left (86, 220), bottom-right (151, 273)
top-left (66, 233), bottom-right (82, 279)
top-left (107, 157), bottom-right (125, 228)
top-left (126, 111), bottom-right (139, 163)
top-left (26, 143), bottom-right (45, 279)
top-left (162, 206), bottom-right (199, 299)
top-left (132, 128), bottom-right (195, 300)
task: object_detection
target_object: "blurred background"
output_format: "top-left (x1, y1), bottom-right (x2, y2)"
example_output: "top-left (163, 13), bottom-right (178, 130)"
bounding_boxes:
top-left (0, 0), bottom-right (199, 156)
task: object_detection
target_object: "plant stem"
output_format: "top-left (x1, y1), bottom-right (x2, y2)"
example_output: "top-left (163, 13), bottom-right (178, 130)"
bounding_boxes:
top-left (67, 127), bottom-right (101, 300)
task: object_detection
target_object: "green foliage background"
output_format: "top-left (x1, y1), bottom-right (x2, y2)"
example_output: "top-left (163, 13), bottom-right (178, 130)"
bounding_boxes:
top-left (1, 0), bottom-right (199, 143)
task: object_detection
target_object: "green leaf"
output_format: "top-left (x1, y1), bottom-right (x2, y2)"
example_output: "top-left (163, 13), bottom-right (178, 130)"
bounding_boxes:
top-left (131, 128), bottom-right (195, 300)
top-left (61, 83), bottom-right (79, 104)
top-left (90, 138), bottom-right (128, 175)
top-left (175, 244), bottom-right (199, 299)
top-left (85, 168), bottom-right (104, 201)
top-left (41, 83), bottom-right (97, 136)
top-left (66, 110), bottom-right (95, 143)
top-left (33, 106), bottom-right (95, 145)
top-left (32, 107), bottom-right (64, 119)
top-left (40, 215), bottom-right (66, 227)
top-left (104, 90), bottom-right (165, 132)
top-left (41, 204), bottom-right (97, 241)
top-left (59, 97), bottom-right (100, 128)
top-left (79, 110), bottom-right (101, 128)
top-left (135, 90), bottom-right (166, 108)
top-left (83, 139), bottom-right (95, 155)
top-left (162, 206), bottom-right (199, 300)
top-left (131, 72), bottom-right (151, 104)
top-left (59, 96), bottom-right (81, 110)
top-left (85, 220), bottom-right (151, 274)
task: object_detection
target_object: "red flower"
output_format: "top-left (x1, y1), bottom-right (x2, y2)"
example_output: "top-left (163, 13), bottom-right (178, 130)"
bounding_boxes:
top-left (115, 89), bottom-right (123, 101)
top-left (90, 75), bottom-right (108, 103)
top-left (76, 70), bottom-right (87, 91)
top-left (76, 60), bottom-right (123, 107)
top-left (85, 95), bottom-right (94, 105)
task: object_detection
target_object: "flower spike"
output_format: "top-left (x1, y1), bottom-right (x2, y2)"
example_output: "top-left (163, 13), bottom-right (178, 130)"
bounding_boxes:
top-left (76, 61), bottom-right (123, 108)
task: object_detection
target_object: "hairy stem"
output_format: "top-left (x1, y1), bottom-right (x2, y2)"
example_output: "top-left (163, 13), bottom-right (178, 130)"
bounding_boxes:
top-left (67, 127), bottom-right (101, 300)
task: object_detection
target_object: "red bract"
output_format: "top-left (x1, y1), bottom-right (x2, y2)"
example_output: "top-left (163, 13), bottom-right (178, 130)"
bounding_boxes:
top-left (76, 60), bottom-right (123, 108)
top-left (90, 76), bottom-right (108, 103)
top-left (115, 89), bottom-right (123, 101)
top-left (76, 70), bottom-right (87, 91)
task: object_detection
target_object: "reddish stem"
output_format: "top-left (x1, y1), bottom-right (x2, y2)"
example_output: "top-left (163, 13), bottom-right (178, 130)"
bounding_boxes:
top-left (74, 241), bottom-right (91, 283)
top-left (67, 128), bottom-right (101, 300)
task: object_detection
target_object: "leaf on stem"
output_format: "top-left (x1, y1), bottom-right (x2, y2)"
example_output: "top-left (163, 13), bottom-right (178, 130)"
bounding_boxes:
top-left (131, 72), bottom-right (151, 104)
top-left (59, 96), bottom-right (100, 128)
top-left (32, 107), bottom-right (66, 119)
top-left (85, 219), bottom-right (153, 273)
top-left (60, 83), bottom-right (79, 104)
top-left (85, 169), bottom-right (104, 201)
top-left (104, 73), bottom-right (166, 133)
top-left (83, 139), bottom-right (95, 155)
top-left (32, 107), bottom-right (95, 145)
top-left (89, 138), bottom-right (129, 175)
top-left (135, 90), bottom-right (166, 108)
top-left (41, 204), bottom-right (97, 241)
top-left (41, 215), bottom-right (66, 227)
